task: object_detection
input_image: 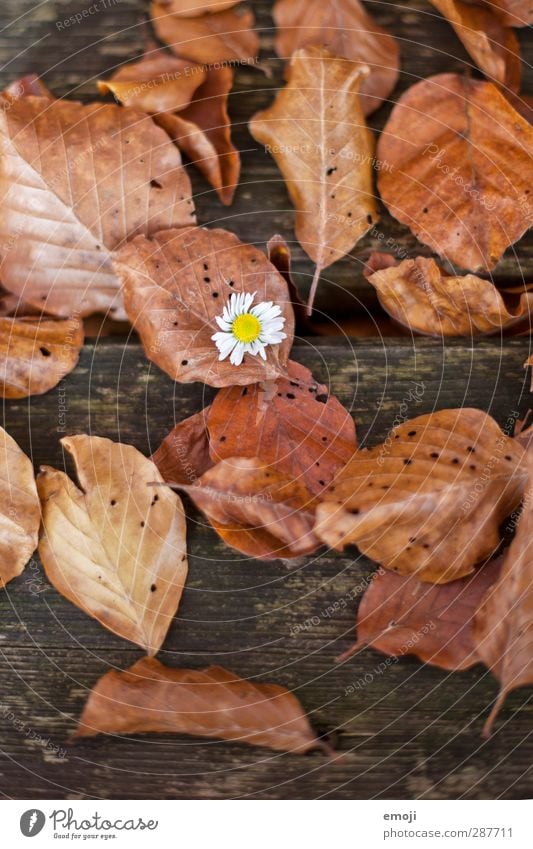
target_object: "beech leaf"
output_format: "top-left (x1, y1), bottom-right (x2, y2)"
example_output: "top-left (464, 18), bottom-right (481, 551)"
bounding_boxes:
top-left (181, 457), bottom-right (320, 559)
top-left (0, 97), bottom-right (195, 317)
top-left (250, 47), bottom-right (378, 312)
top-left (157, 0), bottom-right (241, 14)
top-left (474, 452), bottom-right (533, 736)
top-left (115, 226), bottom-right (294, 388)
top-left (273, 0), bottom-right (400, 116)
top-left (484, 0), bottom-right (533, 27)
top-left (37, 435), bottom-right (188, 655)
top-left (152, 407), bottom-right (213, 485)
top-left (365, 255), bottom-right (533, 336)
top-left (208, 360), bottom-right (357, 496)
top-left (315, 409), bottom-right (526, 583)
top-left (0, 316), bottom-right (84, 398)
top-left (429, 0), bottom-right (521, 91)
top-left (0, 426), bottom-right (40, 588)
top-left (75, 656), bottom-right (322, 753)
top-left (342, 557), bottom-right (502, 671)
top-left (151, 2), bottom-right (259, 65)
top-left (377, 73), bottom-right (533, 272)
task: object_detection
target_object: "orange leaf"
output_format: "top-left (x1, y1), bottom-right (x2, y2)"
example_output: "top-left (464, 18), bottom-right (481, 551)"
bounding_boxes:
top-left (75, 656), bottom-right (322, 753)
top-left (152, 407), bottom-right (213, 485)
top-left (157, 0), bottom-right (241, 14)
top-left (115, 226), bottom-right (294, 387)
top-left (315, 409), bottom-right (526, 583)
top-left (342, 557), bottom-right (502, 670)
top-left (273, 0), bottom-right (399, 116)
top-left (208, 360), bottom-right (357, 496)
top-left (37, 435), bottom-right (188, 655)
top-left (181, 456), bottom-right (320, 559)
top-left (365, 255), bottom-right (533, 336)
top-left (151, 2), bottom-right (259, 65)
top-left (0, 426), bottom-right (40, 588)
top-left (0, 97), bottom-right (194, 318)
top-left (377, 73), bottom-right (533, 272)
top-left (97, 53), bottom-right (206, 113)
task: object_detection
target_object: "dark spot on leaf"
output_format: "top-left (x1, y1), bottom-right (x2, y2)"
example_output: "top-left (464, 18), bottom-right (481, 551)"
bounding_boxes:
top-left (181, 359), bottom-right (188, 366)
top-left (316, 394), bottom-right (328, 404)
top-left (326, 166), bottom-right (337, 176)
top-left (151, 584), bottom-right (157, 592)
top-left (40, 347), bottom-right (51, 357)
top-left (150, 179), bottom-right (162, 189)
top-left (286, 393), bottom-right (296, 400)
top-left (407, 430), bottom-right (416, 437)
top-left (366, 214), bottom-right (373, 224)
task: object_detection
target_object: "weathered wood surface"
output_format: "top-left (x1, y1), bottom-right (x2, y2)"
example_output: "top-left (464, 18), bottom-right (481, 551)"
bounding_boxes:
top-left (0, 338), bottom-right (533, 799)
top-left (0, 0), bottom-right (531, 322)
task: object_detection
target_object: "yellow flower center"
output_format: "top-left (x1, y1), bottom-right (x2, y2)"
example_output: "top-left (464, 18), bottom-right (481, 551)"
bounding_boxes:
top-left (232, 313), bottom-right (261, 343)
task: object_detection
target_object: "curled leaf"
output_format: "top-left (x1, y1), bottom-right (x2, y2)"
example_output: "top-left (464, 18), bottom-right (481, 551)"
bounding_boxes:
top-left (273, 0), bottom-right (400, 115)
top-left (365, 255), bottom-right (533, 336)
top-left (157, 67), bottom-right (240, 205)
top-left (208, 360), bottom-right (357, 496)
top-left (151, 2), bottom-right (259, 65)
top-left (429, 0), bottom-right (521, 91)
top-left (250, 47), bottom-right (378, 311)
top-left (181, 457), bottom-right (320, 559)
top-left (0, 427), bottom-right (40, 588)
top-left (377, 73), bottom-right (533, 272)
top-left (474, 451), bottom-right (533, 736)
top-left (157, 0), bottom-right (241, 14)
top-left (115, 226), bottom-right (294, 388)
top-left (342, 557), bottom-right (502, 670)
top-left (0, 97), bottom-right (194, 317)
top-left (97, 53), bottom-right (206, 113)
top-left (75, 656), bottom-right (322, 754)
top-left (152, 407), bottom-right (213, 485)
top-left (0, 316), bottom-right (83, 398)
top-left (37, 435), bottom-right (188, 655)
top-left (315, 409), bottom-right (526, 583)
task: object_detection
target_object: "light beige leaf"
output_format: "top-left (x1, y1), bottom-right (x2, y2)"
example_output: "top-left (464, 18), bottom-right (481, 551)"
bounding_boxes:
top-left (37, 435), bottom-right (188, 654)
top-left (0, 316), bottom-right (83, 398)
top-left (115, 226), bottom-right (294, 388)
top-left (0, 426), bottom-right (40, 587)
top-left (250, 47), bottom-right (378, 311)
top-left (0, 97), bottom-right (195, 318)
top-left (75, 656), bottom-right (322, 753)
top-left (151, 2), bottom-right (259, 65)
top-left (315, 409), bottom-right (526, 583)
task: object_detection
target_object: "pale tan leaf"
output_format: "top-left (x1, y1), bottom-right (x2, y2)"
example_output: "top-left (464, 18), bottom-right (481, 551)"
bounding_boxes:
top-left (0, 426), bottom-right (40, 587)
top-left (250, 47), bottom-right (378, 311)
top-left (75, 656), bottom-right (322, 753)
top-left (0, 316), bottom-right (84, 398)
top-left (37, 435), bottom-right (188, 654)
top-left (315, 409), bottom-right (526, 583)
top-left (366, 255), bottom-right (533, 336)
top-left (0, 97), bottom-right (195, 317)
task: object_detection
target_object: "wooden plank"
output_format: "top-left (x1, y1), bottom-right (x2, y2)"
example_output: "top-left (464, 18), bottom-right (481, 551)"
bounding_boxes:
top-left (0, 338), bottom-right (532, 799)
top-left (0, 0), bottom-right (531, 321)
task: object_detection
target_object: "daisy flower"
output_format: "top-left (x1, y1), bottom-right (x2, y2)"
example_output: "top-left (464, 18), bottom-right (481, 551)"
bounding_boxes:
top-left (212, 291), bottom-right (287, 366)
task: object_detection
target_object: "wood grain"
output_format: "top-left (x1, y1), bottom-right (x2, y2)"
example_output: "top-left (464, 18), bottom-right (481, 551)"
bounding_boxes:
top-left (0, 337), bottom-right (532, 799)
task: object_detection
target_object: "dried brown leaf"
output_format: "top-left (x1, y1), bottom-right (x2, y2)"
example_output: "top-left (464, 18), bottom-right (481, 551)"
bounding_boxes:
top-left (474, 452), bottom-right (533, 735)
top-left (0, 316), bottom-right (84, 398)
top-left (97, 53), bottom-right (206, 113)
top-left (182, 456), bottom-right (320, 559)
top-left (151, 2), bottom-right (259, 65)
top-left (157, 0), bottom-right (240, 14)
top-left (75, 656), bottom-right (322, 753)
top-left (37, 435), bottom-right (188, 654)
top-left (0, 426), bottom-right (40, 587)
top-left (273, 0), bottom-right (400, 115)
top-left (377, 73), bottom-right (533, 272)
top-left (429, 0), bottom-right (521, 91)
top-left (366, 255), bottom-right (533, 336)
top-left (250, 47), bottom-right (378, 311)
top-left (342, 557), bottom-right (502, 670)
top-left (115, 226), bottom-right (294, 388)
top-left (208, 360), bottom-right (357, 496)
top-left (0, 97), bottom-right (194, 317)
top-left (483, 0), bottom-right (533, 27)
top-left (315, 409), bottom-right (526, 583)
top-left (152, 407), bottom-right (213, 485)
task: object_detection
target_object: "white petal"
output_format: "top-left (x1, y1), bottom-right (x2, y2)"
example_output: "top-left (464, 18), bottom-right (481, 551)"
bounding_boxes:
top-left (216, 315), bottom-right (231, 331)
top-left (230, 343), bottom-right (245, 366)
